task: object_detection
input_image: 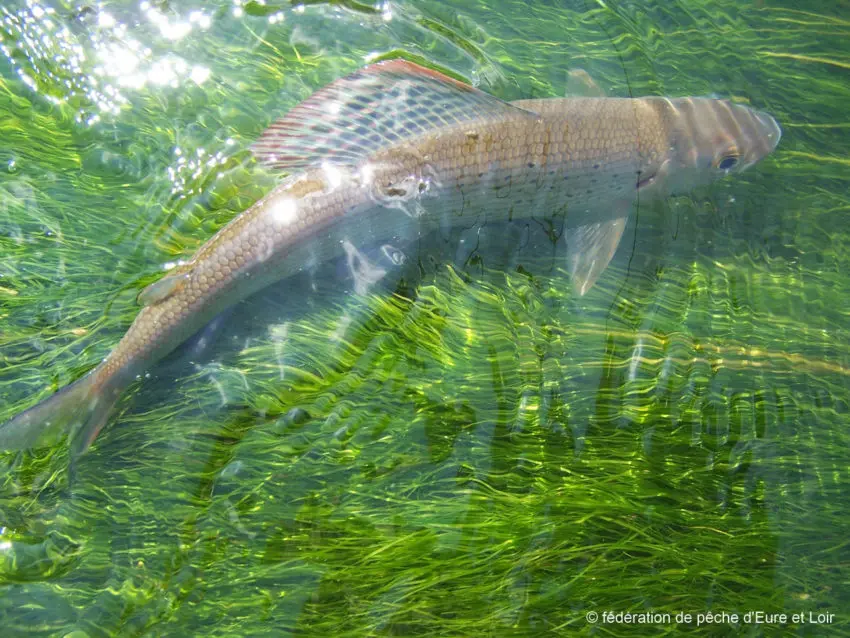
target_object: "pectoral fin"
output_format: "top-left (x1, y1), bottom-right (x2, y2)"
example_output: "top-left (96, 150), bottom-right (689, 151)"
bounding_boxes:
top-left (137, 272), bottom-right (189, 306)
top-left (567, 216), bottom-right (628, 296)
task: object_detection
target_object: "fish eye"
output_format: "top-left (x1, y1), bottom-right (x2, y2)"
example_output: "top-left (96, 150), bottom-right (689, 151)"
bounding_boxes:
top-left (717, 155), bottom-right (739, 171)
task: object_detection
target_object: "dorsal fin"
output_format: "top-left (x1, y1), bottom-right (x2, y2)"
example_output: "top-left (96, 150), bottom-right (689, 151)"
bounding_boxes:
top-left (252, 59), bottom-right (539, 173)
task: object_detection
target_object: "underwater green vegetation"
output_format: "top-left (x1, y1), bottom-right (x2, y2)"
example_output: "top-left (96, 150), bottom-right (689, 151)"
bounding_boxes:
top-left (0, 0), bottom-right (848, 636)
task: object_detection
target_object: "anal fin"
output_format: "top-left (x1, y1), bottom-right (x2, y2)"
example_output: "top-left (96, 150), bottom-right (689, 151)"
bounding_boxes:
top-left (567, 216), bottom-right (628, 296)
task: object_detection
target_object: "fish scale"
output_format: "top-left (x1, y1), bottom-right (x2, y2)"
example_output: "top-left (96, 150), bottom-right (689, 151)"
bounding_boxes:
top-left (0, 60), bottom-right (781, 455)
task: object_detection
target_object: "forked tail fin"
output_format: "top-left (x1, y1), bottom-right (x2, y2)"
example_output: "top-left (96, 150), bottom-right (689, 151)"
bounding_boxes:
top-left (0, 370), bottom-right (118, 456)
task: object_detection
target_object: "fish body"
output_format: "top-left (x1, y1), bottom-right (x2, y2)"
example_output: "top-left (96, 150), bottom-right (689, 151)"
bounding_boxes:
top-left (0, 60), bottom-right (780, 454)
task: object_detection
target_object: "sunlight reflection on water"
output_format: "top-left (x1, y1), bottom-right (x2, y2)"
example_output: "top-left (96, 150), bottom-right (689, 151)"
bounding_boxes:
top-left (1, 1), bottom-right (215, 123)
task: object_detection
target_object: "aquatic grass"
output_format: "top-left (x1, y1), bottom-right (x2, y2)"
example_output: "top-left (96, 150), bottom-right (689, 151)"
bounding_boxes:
top-left (21, 255), bottom-right (840, 635)
top-left (3, 251), bottom-right (850, 634)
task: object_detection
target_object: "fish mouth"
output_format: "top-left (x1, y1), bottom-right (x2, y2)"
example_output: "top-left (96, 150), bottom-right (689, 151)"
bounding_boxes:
top-left (754, 109), bottom-right (782, 152)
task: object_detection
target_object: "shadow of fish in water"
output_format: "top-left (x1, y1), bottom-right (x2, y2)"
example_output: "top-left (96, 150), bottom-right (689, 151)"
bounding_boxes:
top-left (0, 59), bottom-right (781, 457)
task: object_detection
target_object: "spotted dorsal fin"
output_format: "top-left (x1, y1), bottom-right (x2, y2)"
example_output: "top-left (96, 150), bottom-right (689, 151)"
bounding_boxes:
top-left (252, 59), bottom-right (539, 173)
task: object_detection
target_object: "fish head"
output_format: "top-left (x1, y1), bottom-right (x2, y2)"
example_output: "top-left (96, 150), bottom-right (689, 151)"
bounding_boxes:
top-left (646, 97), bottom-right (781, 194)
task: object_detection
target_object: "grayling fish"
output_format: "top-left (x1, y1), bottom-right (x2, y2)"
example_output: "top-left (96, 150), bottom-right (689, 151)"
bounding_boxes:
top-left (0, 60), bottom-right (781, 454)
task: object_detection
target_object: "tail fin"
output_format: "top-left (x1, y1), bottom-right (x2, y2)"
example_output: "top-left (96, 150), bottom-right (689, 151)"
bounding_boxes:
top-left (0, 371), bottom-right (118, 456)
